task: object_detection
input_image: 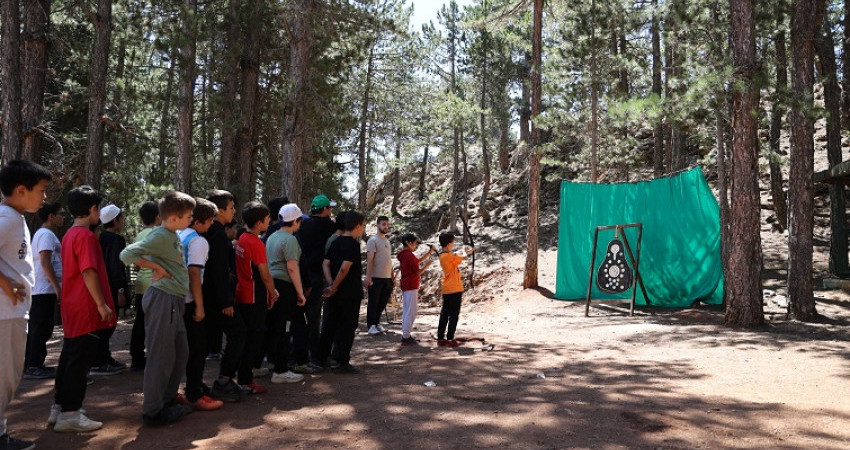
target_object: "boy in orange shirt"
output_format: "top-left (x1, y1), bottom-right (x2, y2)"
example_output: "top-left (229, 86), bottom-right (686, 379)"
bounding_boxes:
top-left (437, 232), bottom-right (473, 347)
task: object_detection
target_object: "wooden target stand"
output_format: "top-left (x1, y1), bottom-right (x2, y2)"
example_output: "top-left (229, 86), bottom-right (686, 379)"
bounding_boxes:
top-left (585, 223), bottom-right (650, 316)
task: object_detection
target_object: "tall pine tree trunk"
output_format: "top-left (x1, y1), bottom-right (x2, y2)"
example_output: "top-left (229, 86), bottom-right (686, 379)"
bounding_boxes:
top-left (726, 0), bottom-right (764, 327)
top-left (479, 35), bottom-right (492, 223)
top-left (156, 53), bottom-right (176, 185)
top-left (419, 144), bottom-right (429, 201)
top-left (1, 0), bottom-right (23, 163)
top-left (590, 0), bottom-right (599, 182)
top-left (519, 52), bottom-right (531, 144)
top-left (651, 0), bottom-right (663, 176)
top-left (219, 0), bottom-right (240, 190)
top-left (842, 0), bottom-right (850, 126)
top-left (84, 0), bottom-right (112, 190)
top-left (281, 0), bottom-right (316, 206)
top-left (815, 16), bottom-right (848, 276)
top-left (357, 44), bottom-right (375, 210)
top-left (769, 20), bottom-right (789, 232)
top-left (788, 0), bottom-right (824, 321)
top-left (176, 0), bottom-right (197, 193)
top-left (391, 130), bottom-right (401, 216)
top-left (21, 0), bottom-right (52, 163)
top-left (236, 0), bottom-right (262, 199)
top-left (523, 0), bottom-right (543, 289)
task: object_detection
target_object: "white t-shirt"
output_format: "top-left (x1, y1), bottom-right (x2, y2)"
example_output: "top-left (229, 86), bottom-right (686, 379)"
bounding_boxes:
top-left (0, 204), bottom-right (35, 320)
top-left (32, 227), bottom-right (62, 295)
top-left (366, 234), bottom-right (393, 279)
top-left (179, 229), bottom-right (209, 304)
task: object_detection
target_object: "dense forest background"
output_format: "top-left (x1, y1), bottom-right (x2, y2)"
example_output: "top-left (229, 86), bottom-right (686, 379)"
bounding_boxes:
top-left (0, 0), bottom-right (846, 326)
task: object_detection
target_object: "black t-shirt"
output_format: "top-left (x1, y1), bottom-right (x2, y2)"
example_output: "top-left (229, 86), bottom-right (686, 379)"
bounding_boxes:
top-left (297, 215), bottom-right (336, 281)
top-left (326, 235), bottom-right (363, 299)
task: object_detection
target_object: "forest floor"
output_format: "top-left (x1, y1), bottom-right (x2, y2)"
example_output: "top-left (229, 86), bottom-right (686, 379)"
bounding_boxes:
top-left (7, 233), bottom-right (850, 449)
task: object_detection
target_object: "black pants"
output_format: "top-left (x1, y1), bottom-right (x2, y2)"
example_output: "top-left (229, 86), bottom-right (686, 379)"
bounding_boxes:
top-left (183, 302), bottom-right (208, 402)
top-left (218, 304), bottom-right (246, 380)
top-left (55, 329), bottom-right (108, 412)
top-left (235, 301), bottom-right (267, 386)
top-left (319, 295), bottom-right (362, 366)
top-left (92, 326), bottom-right (116, 367)
top-left (205, 302), bottom-right (223, 354)
top-left (130, 293), bottom-right (146, 365)
top-left (270, 279), bottom-right (298, 373)
top-left (25, 293), bottom-right (56, 368)
top-left (366, 278), bottom-right (393, 327)
top-left (255, 308), bottom-right (276, 369)
top-left (292, 280), bottom-right (323, 365)
top-left (437, 292), bottom-right (463, 340)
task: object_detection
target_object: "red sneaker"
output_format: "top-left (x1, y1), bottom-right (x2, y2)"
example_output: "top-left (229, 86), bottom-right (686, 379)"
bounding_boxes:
top-left (437, 340), bottom-right (448, 347)
top-left (446, 340), bottom-right (461, 347)
top-left (191, 395), bottom-right (224, 411)
top-left (241, 382), bottom-right (268, 395)
top-left (174, 393), bottom-right (189, 405)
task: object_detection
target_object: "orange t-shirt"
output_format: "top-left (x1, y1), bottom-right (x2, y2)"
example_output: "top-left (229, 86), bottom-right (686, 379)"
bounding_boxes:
top-left (439, 252), bottom-right (465, 294)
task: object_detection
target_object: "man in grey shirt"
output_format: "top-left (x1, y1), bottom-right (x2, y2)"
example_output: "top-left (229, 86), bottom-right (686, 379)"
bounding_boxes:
top-left (364, 216), bottom-right (394, 335)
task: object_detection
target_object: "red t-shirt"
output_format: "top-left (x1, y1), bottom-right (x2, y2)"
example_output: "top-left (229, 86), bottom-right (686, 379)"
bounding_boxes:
top-left (60, 226), bottom-right (117, 338)
top-left (235, 232), bottom-right (267, 304)
top-left (398, 249), bottom-right (421, 291)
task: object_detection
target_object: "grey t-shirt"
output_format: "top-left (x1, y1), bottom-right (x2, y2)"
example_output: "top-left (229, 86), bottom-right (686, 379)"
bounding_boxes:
top-left (366, 234), bottom-right (392, 279)
top-left (267, 229), bottom-right (301, 283)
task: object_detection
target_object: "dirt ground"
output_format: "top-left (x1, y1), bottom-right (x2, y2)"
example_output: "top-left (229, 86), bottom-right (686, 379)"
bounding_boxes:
top-left (6, 245), bottom-right (850, 450)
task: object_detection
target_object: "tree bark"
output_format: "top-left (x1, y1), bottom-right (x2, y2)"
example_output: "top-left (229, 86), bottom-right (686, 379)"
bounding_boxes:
top-left (175, 0), bottom-right (197, 193)
top-left (590, 0), bottom-right (599, 182)
top-left (815, 16), bottom-right (848, 276)
top-left (519, 51), bottom-right (531, 144)
top-left (281, 0), bottom-right (316, 207)
top-left (725, 0), bottom-right (764, 327)
top-left (787, 0), bottom-right (824, 321)
top-left (1, 0), bottom-right (23, 163)
top-left (523, 0), bottom-right (543, 289)
top-left (83, 0), bottom-right (112, 190)
top-left (419, 144), bottom-right (429, 201)
top-left (156, 53), bottom-right (176, 186)
top-left (651, 0), bottom-right (663, 176)
top-left (235, 0), bottom-right (262, 200)
top-left (842, 0), bottom-right (850, 126)
top-left (357, 43), bottom-right (375, 210)
top-left (479, 26), bottom-right (492, 223)
top-left (218, 0), bottom-right (241, 191)
top-left (769, 21), bottom-right (789, 232)
top-left (391, 130), bottom-right (401, 216)
top-left (498, 99), bottom-right (510, 173)
top-left (21, 0), bottom-right (52, 163)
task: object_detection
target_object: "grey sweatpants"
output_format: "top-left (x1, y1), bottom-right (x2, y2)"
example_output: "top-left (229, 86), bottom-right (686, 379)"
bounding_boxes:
top-left (142, 288), bottom-right (188, 417)
top-left (0, 318), bottom-right (27, 436)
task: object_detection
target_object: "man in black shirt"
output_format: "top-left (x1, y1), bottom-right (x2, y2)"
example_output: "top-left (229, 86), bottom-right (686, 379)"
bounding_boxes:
top-left (319, 211), bottom-right (365, 374)
top-left (292, 195), bottom-right (337, 372)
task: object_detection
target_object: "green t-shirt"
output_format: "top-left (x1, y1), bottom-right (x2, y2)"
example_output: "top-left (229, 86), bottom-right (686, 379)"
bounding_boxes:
top-left (119, 226), bottom-right (189, 297)
top-left (266, 229), bottom-right (301, 283)
top-left (133, 227), bottom-right (154, 294)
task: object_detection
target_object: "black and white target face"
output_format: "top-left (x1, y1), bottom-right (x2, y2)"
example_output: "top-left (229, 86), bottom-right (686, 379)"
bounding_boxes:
top-left (596, 238), bottom-right (634, 294)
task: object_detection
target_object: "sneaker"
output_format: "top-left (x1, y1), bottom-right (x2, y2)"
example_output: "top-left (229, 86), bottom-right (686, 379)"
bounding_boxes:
top-left (23, 366), bottom-right (55, 379)
top-left (400, 337), bottom-right (418, 346)
top-left (376, 324), bottom-right (388, 333)
top-left (107, 358), bottom-right (127, 371)
top-left (206, 352), bottom-right (222, 361)
top-left (54, 411), bottom-right (103, 432)
top-left (89, 364), bottom-right (125, 376)
top-left (293, 363), bottom-right (323, 374)
top-left (211, 379), bottom-right (242, 403)
top-left (47, 404), bottom-right (89, 425)
top-left (252, 367), bottom-right (270, 377)
top-left (174, 393), bottom-right (189, 405)
top-left (0, 433), bottom-right (35, 450)
top-left (446, 339), bottom-right (461, 347)
top-left (240, 382), bottom-right (268, 395)
top-left (368, 325), bottom-right (381, 335)
top-left (334, 364), bottom-right (360, 374)
top-left (143, 404), bottom-right (191, 426)
top-left (324, 358), bottom-right (340, 370)
top-left (271, 370), bottom-right (305, 384)
top-left (437, 339), bottom-right (448, 347)
top-left (190, 395), bottom-right (223, 411)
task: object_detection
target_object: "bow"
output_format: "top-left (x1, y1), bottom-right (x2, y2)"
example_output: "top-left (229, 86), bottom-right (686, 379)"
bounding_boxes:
top-left (457, 207), bottom-right (475, 289)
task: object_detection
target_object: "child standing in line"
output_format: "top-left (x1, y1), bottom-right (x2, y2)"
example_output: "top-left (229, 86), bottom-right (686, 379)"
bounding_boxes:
top-left (0, 160), bottom-right (51, 448)
top-left (233, 202), bottom-right (279, 394)
top-left (129, 201), bottom-right (161, 372)
top-left (90, 204), bottom-right (127, 376)
top-left (397, 234), bottom-right (435, 346)
top-left (51, 185), bottom-right (115, 433)
top-left (120, 191), bottom-right (195, 425)
top-left (437, 232), bottom-right (474, 348)
top-left (177, 198), bottom-right (223, 411)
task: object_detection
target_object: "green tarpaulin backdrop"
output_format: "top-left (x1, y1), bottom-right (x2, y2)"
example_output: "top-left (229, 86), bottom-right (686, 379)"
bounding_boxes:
top-left (555, 167), bottom-right (724, 307)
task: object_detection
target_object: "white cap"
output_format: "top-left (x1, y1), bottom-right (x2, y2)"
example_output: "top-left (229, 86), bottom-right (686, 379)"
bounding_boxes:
top-left (279, 203), bottom-right (303, 222)
top-left (100, 204), bottom-right (121, 224)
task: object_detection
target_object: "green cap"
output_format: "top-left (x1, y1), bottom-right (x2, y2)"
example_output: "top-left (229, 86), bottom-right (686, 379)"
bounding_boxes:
top-left (311, 194), bottom-right (337, 210)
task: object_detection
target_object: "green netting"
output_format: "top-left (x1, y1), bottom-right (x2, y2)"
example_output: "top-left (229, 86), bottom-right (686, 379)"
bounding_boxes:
top-left (555, 167), bottom-right (723, 307)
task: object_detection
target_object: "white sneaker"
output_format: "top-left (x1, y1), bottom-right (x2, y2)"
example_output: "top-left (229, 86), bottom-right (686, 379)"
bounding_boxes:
top-left (271, 370), bottom-right (305, 384)
top-left (376, 324), bottom-right (387, 333)
top-left (54, 411), bottom-right (103, 432)
top-left (48, 405), bottom-right (86, 425)
top-left (252, 367), bottom-right (270, 377)
top-left (368, 325), bottom-right (381, 335)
